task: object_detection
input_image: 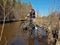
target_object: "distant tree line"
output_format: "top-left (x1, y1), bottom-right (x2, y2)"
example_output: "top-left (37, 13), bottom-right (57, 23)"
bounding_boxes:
top-left (0, 0), bottom-right (32, 21)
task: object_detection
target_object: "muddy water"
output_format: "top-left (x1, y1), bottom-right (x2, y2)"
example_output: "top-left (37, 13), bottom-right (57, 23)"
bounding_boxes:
top-left (0, 22), bottom-right (21, 45)
top-left (0, 22), bottom-right (48, 45)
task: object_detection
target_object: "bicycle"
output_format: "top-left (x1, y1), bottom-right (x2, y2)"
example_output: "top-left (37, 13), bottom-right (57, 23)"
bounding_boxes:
top-left (20, 18), bottom-right (35, 38)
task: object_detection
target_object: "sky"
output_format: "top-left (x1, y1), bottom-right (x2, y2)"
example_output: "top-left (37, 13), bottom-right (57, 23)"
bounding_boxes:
top-left (18, 0), bottom-right (60, 16)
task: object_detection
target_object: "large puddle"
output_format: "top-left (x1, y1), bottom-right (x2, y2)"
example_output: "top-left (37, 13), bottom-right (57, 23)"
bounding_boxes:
top-left (0, 22), bottom-right (48, 45)
top-left (7, 25), bottom-right (48, 45)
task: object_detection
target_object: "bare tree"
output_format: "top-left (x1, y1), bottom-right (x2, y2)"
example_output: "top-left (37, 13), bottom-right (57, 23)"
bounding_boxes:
top-left (0, 0), bottom-right (15, 42)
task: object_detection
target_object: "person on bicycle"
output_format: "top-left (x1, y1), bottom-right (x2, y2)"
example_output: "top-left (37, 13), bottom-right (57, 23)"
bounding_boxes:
top-left (25, 9), bottom-right (37, 38)
top-left (29, 9), bottom-right (36, 38)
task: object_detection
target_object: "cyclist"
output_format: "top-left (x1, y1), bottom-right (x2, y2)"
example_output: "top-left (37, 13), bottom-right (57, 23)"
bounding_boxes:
top-left (29, 9), bottom-right (36, 38)
top-left (25, 9), bottom-right (36, 38)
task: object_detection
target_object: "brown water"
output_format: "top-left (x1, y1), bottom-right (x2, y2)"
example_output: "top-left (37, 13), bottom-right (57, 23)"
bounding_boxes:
top-left (0, 22), bottom-right (48, 45)
top-left (0, 22), bottom-right (21, 45)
